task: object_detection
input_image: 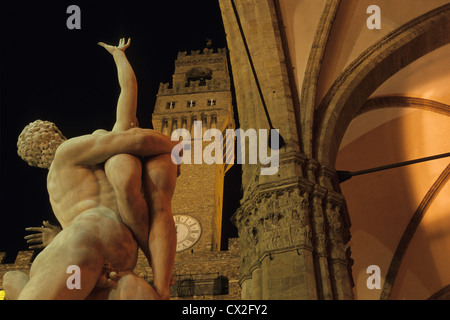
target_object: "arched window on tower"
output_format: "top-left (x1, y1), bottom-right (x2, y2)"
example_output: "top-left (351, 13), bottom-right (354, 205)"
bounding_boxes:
top-left (190, 115), bottom-right (198, 135)
top-left (186, 67), bottom-right (212, 87)
top-left (211, 114), bottom-right (218, 129)
top-left (162, 119), bottom-right (170, 136)
top-left (181, 117), bottom-right (188, 130)
top-left (171, 119), bottom-right (179, 133)
top-left (202, 115), bottom-right (208, 135)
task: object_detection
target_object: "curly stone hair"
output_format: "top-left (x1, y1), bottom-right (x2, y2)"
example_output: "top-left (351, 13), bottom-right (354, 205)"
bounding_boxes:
top-left (17, 120), bottom-right (67, 169)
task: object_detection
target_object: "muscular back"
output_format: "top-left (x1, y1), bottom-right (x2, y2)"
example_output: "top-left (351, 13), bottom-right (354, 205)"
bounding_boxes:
top-left (46, 128), bottom-right (172, 226)
top-left (43, 129), bottom-right (176, 270)
top-left (44, 132), bottom-right (151, 271)
top-left (47, 161), bottom-right (119, 228)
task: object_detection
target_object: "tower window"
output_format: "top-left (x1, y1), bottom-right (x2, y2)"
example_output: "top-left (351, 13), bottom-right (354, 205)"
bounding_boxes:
top-left (207, 99), bottom-right (216, 106)
top-left (186, 67), bottom-right (212, 87)
top-left (202, 116), bottom-right (208, 134)
top-left (166, 101), bottom-right (176, 109)
top-left (190, 116), bottom-right (198, 133)
top-left (172, 119), bottom-right (178, 131)
top-left (211, 115), bottom-right (218, 129)
top-left (162, 119), bottom-right (170, 135)
top-left (187, 100), bottom-right (196, 108)
top-left (181, 118), bottom-right (188, 129)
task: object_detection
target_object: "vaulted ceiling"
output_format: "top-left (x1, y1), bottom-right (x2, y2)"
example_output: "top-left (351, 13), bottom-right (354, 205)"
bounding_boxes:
top-left (278, 0), bottom-right (450, 299)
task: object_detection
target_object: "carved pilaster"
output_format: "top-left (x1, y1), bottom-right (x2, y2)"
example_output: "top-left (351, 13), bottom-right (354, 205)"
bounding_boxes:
top-left (234, 206), bottom-right (259, 280)
top-left (324, 193), bottom-right (354, 300)
top-left (311, 186), bottom-right (328, 257)
top-left (319, 165), bottom-right (336, 190)
top-left (325, 200), bottom-right (346, 263)
top-left (310, 185), bottom-right (333, 299)
top-left (306, 158), bottom-right (320, 183)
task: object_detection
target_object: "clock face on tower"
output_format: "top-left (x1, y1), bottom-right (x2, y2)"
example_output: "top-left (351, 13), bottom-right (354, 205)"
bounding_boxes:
top-left (173, 215), bottom-right (202, 252)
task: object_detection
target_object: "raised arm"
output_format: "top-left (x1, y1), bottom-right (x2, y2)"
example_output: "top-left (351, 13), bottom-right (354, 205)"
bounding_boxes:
top-left (98, 38), bottom-right (138, 131)
top-left (54, 128), bottom-right (178, 167)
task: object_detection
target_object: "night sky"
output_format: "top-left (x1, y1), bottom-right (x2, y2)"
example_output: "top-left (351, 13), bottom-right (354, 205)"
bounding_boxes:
top-left (0, 0), bottom-right (240, 261)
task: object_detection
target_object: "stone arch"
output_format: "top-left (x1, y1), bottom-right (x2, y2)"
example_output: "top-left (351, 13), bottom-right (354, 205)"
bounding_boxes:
top-left (359, 96), bottom-right (450, 117)
top-left (314, 4), bottom-right (450, 168)
top-left (186, 67), bottom-right (213, 86)
top-left (427, 284), bottom-right (450, 300)
top-left (190, 114), bottom-right (199, 135)
top-left (161, 117), bottom-right (170, 136)
top-left (380, 163), bottom-right (450, 300)
top-left (299, 0), bottom-right (341, 158)
top-left (210, 113), bottom-right (218, 129)
top-left (171, 116), bottom-right (179, 132)
top-left (181, 116), bottom-right (188, 130)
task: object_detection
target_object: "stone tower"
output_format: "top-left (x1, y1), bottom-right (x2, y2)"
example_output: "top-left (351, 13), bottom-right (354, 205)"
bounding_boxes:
top-left (147, 46), bottom-right (240, 299)
top-left (152, 46), bottom-right (235, 253)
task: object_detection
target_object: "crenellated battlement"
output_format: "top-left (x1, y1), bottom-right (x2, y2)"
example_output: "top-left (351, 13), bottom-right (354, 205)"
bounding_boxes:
top-left (157, 47), bottom-right (230, 97)
top-left (176, 47), bottom-right (227, 59)
top-left (174, 48), bottom-right (228, 69)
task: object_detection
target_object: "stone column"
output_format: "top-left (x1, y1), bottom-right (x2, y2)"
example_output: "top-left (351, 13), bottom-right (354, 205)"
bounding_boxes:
top-left (219, 0), bottom-right (355, 300)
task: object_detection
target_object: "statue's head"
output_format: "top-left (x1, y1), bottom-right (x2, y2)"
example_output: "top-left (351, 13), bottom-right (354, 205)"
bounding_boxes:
top-left (17, 120), bottom-right (67, 169)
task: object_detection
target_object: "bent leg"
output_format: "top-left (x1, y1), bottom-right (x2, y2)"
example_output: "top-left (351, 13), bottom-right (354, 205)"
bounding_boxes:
top-left (142, 154), bottom-right (178, 300)
top-left (3, 271), bottom-right (29, 300)
top-left (104, 154), bottom-right (152, 264)
top-left (18, 223), bottom-right (104, 300)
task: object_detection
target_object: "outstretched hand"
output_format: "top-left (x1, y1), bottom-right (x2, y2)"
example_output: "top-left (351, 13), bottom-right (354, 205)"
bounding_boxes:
top-left (24, 221), bottom-right (62, 250)
top-left (98, 38), bottom-right (131, 55)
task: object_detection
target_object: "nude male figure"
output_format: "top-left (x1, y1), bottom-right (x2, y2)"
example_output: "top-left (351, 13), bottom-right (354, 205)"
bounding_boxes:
top-left (12, 121), bottom-right (177, 299)
top-left (6, 40), bottom-right (178, 299)
top-left (9, 39), bottom-right (178, 299)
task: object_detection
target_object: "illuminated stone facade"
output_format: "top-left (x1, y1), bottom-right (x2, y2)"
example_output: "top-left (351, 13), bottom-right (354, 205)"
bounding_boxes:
top-left (140, 46), bottom-right (241, 299)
